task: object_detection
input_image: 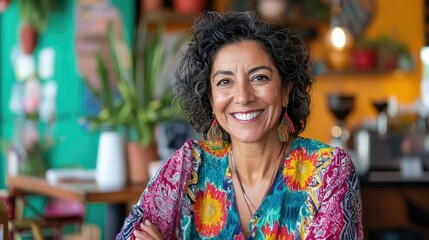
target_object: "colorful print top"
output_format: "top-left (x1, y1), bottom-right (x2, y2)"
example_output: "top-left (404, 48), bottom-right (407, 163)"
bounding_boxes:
top-left (116, 137), bottom-right (363, 240)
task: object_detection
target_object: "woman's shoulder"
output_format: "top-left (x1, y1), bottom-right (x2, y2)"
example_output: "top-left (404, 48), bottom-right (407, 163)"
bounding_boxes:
top-left (292, 136), bottom-right (332, 151)
top-left (287, 136), bottom-right (356, 198)
top-left (293, 136), bottom-right (351, 162)
top-left (291, 136), bottom-right (354, 178)
top-left (181, 139), bottom-right (231, 158)
top-left (166, 139), bottom-right (230, 169)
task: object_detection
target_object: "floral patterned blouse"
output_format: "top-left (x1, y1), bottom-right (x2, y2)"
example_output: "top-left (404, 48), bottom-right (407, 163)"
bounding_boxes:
top-left (116, 137), bottom-right (363, 240)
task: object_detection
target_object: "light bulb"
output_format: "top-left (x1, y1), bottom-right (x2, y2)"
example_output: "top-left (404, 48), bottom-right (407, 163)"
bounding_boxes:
top-left (324, 25), bottom-right (354, 69)
top-left (327, 26), bottom-right (353, 51)
top-left (331, 27), bottom-right (347, 50)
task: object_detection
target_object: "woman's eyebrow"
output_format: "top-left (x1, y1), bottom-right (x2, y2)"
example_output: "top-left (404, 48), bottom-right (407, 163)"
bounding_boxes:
top-left (212, 66), bottom-right (272, 79)
top-left (212, 70), bottom-right (233, 79)
top-left (248, 65), bottom-right (273, 75)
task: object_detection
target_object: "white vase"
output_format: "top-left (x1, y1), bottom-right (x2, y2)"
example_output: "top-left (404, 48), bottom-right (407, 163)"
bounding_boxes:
top-left (96, 131), bottom-right (126, 190)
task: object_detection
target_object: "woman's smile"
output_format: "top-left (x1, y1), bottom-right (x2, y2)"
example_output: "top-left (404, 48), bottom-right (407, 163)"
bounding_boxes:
top-left (231, 110), bottom-right (263, 121)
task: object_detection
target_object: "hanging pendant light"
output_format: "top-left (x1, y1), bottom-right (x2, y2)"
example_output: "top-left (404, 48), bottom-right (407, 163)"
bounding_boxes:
top-left (325, 0), bottom-right (353, 70)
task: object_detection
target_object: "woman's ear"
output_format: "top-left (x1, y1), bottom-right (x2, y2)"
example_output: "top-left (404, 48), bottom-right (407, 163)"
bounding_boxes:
top-left (282, 84), bottom-right (292, 107)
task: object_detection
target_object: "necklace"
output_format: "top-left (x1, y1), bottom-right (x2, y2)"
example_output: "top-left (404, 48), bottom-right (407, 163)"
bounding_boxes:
top-left (229, 143), bottom-right (285, 216)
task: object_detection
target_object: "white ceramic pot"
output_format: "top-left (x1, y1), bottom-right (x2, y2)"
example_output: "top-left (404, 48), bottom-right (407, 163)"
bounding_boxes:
top-left (96, 131), bottom-right (126, 190)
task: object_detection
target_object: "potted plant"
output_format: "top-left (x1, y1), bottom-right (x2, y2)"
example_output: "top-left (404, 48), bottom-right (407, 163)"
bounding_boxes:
top-left (173, 0), bottom-right (206, 14)
top-left (141, 0), bottom-right (164, 13)
top-left (375, 35), bottom-right (411, 71)
top-left (18, 0), bottom-right (53, 54)
top-left (0, 0), bottom-right (11, 13)
top-left (82, 21), bottom-right (185, 185)
top-left (352, 37), bottom-right (378, 71)
top-left (82, 44), bottom-right (128, 189)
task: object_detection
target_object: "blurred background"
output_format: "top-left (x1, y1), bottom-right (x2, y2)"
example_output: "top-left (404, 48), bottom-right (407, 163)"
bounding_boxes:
top-left (0, 0), bottom-right (428, 239)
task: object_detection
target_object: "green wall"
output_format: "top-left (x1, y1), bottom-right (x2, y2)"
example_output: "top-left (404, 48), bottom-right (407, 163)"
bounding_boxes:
top-left (0, 0), bottom-right (135, 238)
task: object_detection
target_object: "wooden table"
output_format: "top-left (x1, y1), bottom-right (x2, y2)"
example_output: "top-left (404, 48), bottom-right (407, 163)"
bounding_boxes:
top-left (7, 175), bottom-right (147, 239)
top-left (360, 171), bottom-right (429, 238)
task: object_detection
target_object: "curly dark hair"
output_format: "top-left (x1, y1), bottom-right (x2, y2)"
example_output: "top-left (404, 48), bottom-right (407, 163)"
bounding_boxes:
top-left (173, 11), bottom-right (315, 140)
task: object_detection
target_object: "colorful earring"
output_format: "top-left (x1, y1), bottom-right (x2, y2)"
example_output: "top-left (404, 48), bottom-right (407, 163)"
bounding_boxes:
top-left (207, 118), bottom-right (223, 150)
top-left (278, 110), bottom-right (295, 142)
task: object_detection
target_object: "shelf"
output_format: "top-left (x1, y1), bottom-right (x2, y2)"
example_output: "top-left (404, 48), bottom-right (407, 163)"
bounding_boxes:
top-left (316, 68), bottom-right (414, 79)
top-left (140, 10), bottom-right (198, 31)
top-left (142, 10), bottom-right (198, 23)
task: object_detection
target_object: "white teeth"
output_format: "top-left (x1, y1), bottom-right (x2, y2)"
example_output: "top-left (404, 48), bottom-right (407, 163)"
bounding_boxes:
top-left (234, 111), bottom-right (261, 121)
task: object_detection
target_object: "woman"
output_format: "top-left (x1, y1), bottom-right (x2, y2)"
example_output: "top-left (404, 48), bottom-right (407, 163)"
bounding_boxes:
top-left (117, 11), bottom-right (363, 240)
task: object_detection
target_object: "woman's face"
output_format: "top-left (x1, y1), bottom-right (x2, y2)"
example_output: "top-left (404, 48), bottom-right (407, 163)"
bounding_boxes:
top-left (210, 40), bottom-right (288, 144)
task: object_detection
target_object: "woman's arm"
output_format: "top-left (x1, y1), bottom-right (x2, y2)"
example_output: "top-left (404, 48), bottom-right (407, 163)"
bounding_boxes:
top-left (115, 140), bottom-right (197, 240)
top-left (306, 148), bottom-right (364, 240)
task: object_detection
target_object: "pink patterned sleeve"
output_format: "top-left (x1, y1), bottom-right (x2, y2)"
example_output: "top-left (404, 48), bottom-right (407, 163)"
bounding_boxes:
top-left (116, 140), bottom-right (196, 240)
top-left (306, 148), bottom-right (364, 240)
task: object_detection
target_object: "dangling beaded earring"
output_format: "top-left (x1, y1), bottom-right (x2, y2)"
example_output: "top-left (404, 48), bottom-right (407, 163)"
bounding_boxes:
top-left (278, 109), bottom-right (295, 142)
top-left (207, 118), bottom-right (223, 150)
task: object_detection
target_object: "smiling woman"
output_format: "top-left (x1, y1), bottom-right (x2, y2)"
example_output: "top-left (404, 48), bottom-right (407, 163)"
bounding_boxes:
top-left (116, 11), bottom-right (363, 240)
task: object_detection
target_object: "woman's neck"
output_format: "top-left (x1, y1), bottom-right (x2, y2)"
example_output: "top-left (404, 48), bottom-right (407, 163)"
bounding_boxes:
top-left (230, 136), bottom-right (288, 184)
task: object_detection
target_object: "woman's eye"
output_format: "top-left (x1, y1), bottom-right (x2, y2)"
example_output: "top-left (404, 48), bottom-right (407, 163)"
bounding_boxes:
top-left (216, 79), bottom-right (230, 86)
top-left (252, 75), bottom-right (269, 82)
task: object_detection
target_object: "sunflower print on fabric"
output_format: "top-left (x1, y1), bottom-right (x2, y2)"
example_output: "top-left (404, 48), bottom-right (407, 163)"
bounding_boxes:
top-left (283, 148), bottom-right (318, 191)
top-left (194, 181), bottom-right (230, 238)
top-left (262, 221), bottom-right (294, 240)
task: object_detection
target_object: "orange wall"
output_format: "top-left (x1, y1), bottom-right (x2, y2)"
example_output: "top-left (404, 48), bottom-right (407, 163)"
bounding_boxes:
top-left (302, 0), bottom-right (425, 144)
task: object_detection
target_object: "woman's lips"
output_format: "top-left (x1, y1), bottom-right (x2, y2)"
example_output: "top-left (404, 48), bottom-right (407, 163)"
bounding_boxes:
top-left (232, 110), bottom-right (262, 121)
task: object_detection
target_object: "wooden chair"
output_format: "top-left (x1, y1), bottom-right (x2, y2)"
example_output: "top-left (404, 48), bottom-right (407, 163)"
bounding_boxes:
top-left (0, 190), bottom-right (45, 240)
top-left (9, 219), bottom-right (45, 240)
top-left (1, 190), bottom-right (84, 240)
top-left (0, 198), bottom-right (8, 240)
top-left (1, 191), bottom-right (45, 240)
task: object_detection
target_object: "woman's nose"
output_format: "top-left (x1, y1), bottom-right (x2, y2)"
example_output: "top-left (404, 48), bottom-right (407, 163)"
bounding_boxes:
top-left (235, 82), bottom-right (255, 105)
